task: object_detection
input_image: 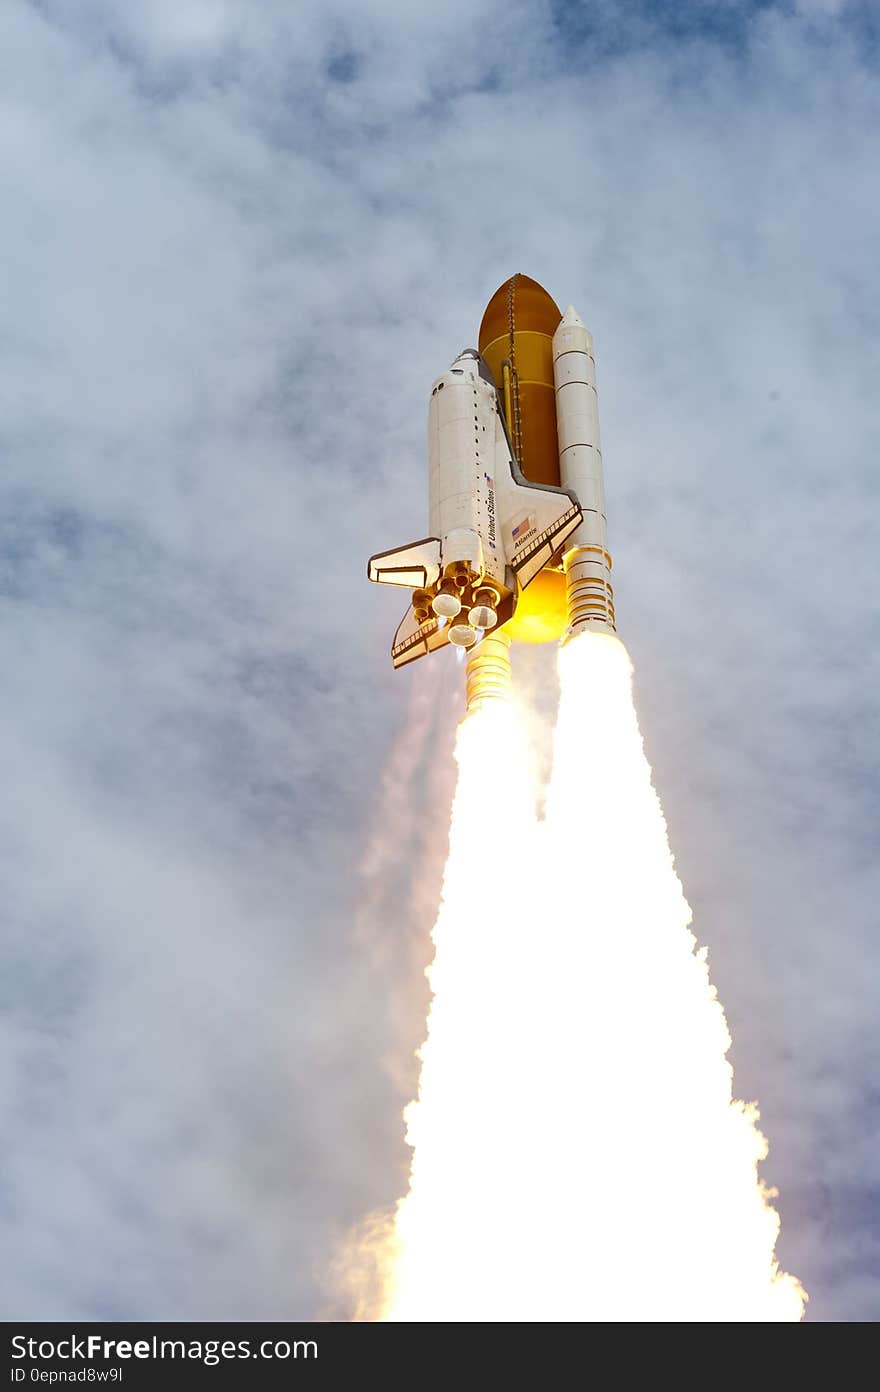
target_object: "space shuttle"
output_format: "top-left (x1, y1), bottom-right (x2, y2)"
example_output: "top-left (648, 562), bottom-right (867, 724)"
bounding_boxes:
top-left (368, 275), bottom-right (615, 674)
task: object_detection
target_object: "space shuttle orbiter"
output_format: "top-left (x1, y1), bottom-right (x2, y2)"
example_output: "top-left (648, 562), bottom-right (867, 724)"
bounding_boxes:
top-left (368, 275), bottom-right (615, 674)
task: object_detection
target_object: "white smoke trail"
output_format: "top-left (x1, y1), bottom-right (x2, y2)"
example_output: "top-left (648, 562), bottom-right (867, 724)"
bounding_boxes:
top-left (380, 698), bottom-right (542, 1320)
top-left (374, 632), bottom-right (805, 1321)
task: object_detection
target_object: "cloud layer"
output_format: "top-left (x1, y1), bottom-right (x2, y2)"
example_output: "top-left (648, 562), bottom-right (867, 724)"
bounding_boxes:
top-left (0, 0), bottom-right (877, 1319)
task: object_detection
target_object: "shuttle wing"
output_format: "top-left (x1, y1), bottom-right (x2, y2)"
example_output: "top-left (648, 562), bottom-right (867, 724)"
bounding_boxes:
top-left (505, 498), bottom-right (582, 588)
top-left (492, 401), bottom-right (583, 589)
top-left (391, 604), bottom-right (451, 669)
top-left (368, 538), bottom-right (441, 589)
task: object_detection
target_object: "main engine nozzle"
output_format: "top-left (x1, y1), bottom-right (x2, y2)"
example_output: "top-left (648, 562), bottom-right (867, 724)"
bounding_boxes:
top-left (431, 577), bottom-right (462, 619)
top-left (467, 587), bottom-right (499, 631)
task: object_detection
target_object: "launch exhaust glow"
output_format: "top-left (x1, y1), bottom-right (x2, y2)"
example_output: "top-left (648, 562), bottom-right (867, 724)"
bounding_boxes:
top-left (367, 633), bottom-right (804, 1322)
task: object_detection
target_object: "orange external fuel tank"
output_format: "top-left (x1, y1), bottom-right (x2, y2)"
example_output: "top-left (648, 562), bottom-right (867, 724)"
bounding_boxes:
top-left (478, 274), bottom-right (569, 644)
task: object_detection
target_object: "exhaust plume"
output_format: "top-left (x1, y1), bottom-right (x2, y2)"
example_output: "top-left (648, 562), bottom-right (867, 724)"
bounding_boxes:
top-left (372, 633), bottom-right (805, 1321)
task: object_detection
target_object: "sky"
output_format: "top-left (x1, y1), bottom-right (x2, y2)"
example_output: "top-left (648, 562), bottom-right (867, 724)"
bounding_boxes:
top-left (0, 0), bottom-right (877, 1321)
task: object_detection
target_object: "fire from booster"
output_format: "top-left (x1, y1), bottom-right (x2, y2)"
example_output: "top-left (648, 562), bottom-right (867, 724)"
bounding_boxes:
top-left (377, 635), bottom-right (805, 1321)
top-left (379, 692), bottom-right (542, 1321)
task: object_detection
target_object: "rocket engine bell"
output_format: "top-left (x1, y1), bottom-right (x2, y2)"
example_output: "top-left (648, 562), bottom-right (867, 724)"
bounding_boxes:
top-left (367, 274), bottom-right (615, 694)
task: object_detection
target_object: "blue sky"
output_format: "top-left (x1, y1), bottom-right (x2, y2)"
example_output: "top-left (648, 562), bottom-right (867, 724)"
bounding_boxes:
top-left (0, 0), bottom-right (877, 1320)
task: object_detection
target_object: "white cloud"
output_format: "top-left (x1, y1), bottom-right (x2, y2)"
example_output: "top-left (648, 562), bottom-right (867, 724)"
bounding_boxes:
top-left (0, 0), bottom-right (877, 1319)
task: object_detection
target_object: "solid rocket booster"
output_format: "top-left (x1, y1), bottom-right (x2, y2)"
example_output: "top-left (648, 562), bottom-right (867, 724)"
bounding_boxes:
top-left (367, 275), bottom-right (615, 697)
top-left (464, 629), bottom-right (513, 713)
top-left (553, 307), bottom-right (615, 637)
